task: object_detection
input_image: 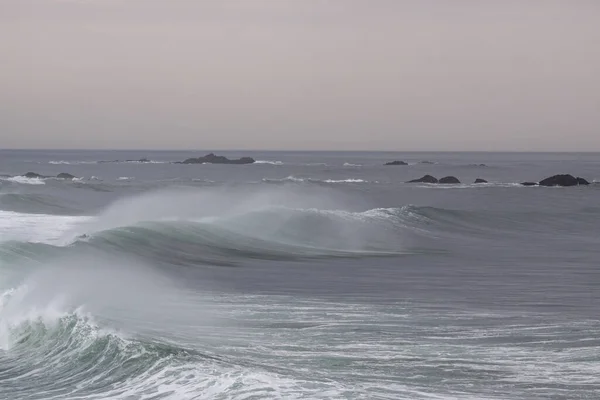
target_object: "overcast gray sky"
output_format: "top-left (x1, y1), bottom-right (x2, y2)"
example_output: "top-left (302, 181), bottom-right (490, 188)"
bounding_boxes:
top-left (1, 0), bottom-right (599, 151)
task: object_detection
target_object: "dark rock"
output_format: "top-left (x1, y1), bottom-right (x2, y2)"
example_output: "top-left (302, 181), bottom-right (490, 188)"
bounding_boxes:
top-left (126, 158), bottom-right (151, 163)
top-left (521, 182), bottom-right (538, 186)
top-left (474, 178), bottom-right (488, 184)
top-left (408, 175), bottom-right (438, 184)
top-left (24, 172), bottom-right (45, 179)
top-left (439, 176), bottom-right (461, 184)
top-left (57, 173), bottom-right (77, 180)
top-left (181, 153), bottom-right (255, 165)
top-left (539, 174), bottom-right (589, 187)
top-left (385, 160), bottom-right (408, 166)
top-left (419, 161), bottom-right (435, 164)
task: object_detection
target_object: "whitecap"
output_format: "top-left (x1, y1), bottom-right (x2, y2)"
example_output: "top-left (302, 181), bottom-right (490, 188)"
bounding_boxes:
top-left (3, 176), bottom-right (46, 185)
top-left (322, 179), bottom-right (368, 183)
top-left (254, 160), bottom-right (283, 165)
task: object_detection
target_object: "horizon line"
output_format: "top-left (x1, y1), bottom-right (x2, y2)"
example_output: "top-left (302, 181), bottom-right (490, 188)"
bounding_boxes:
top-left (2, 148), bottom-right (600, 153)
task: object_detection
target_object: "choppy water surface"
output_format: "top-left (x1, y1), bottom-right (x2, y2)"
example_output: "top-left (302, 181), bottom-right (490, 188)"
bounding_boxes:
top-left (1, 150), bottom-right (599, 399)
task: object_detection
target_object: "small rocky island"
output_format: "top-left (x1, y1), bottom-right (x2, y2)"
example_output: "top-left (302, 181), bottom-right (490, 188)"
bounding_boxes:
top-left (22, 172), bottom-right (78, 180)
top-left (538, 174), bottom-right (589, 187)
top-left (408, 175), bottom-right (440, 184)
top-left (177, 153), bottom-right (255, 165)
top-left (385, 160), bottom-right (408, 166)
top-left (407, 175), bottom-right (462, 184)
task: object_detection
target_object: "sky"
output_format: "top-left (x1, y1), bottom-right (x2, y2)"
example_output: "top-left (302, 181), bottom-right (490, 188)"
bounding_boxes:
top-left (1, 0), bottom-right (599, 151)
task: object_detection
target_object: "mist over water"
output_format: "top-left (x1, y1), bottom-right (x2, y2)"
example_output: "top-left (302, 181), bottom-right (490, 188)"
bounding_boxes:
top-left (1, 150), bottom-right (600, 399)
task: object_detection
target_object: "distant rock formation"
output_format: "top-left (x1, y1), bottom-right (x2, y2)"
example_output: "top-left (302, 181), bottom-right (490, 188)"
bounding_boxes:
top-left (57, 173), bottom-right (77, 180)
top-left (384, 160), bottom-right (408, 166)
top-left (178, 153), bottom-right (255, 165)
top-left (408, 175), bottom-right (438, 184)
top-left (126, 158), bottom-right (151, 163)
top-left (474, 178), bottom-right (488, 184)
top-left (24, 172), bottom-right (45, 179)
top-left (520, 182), bottom-right (538, 186)
top-left (439, 176), bottom-right (461, 184)
top-left (538, 174), bottom-right (589, 187)
top-left (419, 161), bottom-right (435, 164)
top-left (21, 172), bottom-right (78, 180)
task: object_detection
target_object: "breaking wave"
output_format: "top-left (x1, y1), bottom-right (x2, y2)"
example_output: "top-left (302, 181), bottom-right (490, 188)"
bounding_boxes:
top-left (1, 176), bottom-right (46, 185)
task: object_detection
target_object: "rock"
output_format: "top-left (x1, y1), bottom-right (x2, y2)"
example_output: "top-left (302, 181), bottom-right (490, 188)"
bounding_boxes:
top-left (474, 178), bottom-right (488, 184)
top-left (57, 173), bottom-right (77, 180)
top-left (521, 182), bottom-right (538, 186)
top-left (126, 158), bottom-right (151, 163)
top-left (539, 174), bottom-right (589, 187)
top-left (181, 153), bottom-right (255, 165)
top-left (408, 175), bottom-right (438, 184)
top-left (439, 176), bottom-right (461, 184)
top-left (419, 161), bottom-right (435, 164)
top-left (385, 160), bottom-right (408, 166)
top-left (24, 172), bottom-right (45, 179)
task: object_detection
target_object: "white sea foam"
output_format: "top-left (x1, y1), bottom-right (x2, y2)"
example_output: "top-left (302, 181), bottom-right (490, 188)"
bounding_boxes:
top-left (322, 178), bottom-right (367, 183)
top-left (343, 163), bottom-right (362, 167)
top-left (3, 176), bottom-right (46, 185)
top-left (49, 160), bottom-right (96, 165)
top-left (254, 160), bottom-right (283, 165)
top-left (0, 210), bottom-right (91, 244)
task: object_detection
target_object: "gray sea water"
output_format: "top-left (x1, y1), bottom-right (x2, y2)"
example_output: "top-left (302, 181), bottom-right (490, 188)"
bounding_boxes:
top-left (0, 149), bottom-right (599, 399)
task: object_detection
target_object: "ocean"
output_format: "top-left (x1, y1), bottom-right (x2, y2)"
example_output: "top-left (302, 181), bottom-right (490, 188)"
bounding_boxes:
top-left (0, 149), bottom-right (599, 399)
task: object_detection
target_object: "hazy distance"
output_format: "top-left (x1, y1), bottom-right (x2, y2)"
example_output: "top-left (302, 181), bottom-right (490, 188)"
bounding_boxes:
top-left (1, 0), bottom-right (599, 151)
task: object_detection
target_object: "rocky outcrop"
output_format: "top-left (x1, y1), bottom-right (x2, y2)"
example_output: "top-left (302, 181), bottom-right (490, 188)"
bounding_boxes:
top-left (179, 153), bottom-right (255, 165)
top-left (57, 173), bottom-right (77, 180)
top-left (385, 160), bottom-right (408, 166)
top-left (126, 158), bottom-right (151, 163)
top-left (439, 176), bottom-right (461, 184)
top-left (577, 177), bottom-right (591, 185)
top-left (419, 161), bottom-right (435, 164)
top-left (24, 172), bottom-right (45, 179)
top-left (408, 175), bottom-right (438, 184)
top-left (538, 174), bottom-right (589, 187)
top-left (21, 172), bottom-right (78, 180)
top-left (474, 178), bottom-right (488, 184)
top-left (521, 182), bottom-right (538, 186)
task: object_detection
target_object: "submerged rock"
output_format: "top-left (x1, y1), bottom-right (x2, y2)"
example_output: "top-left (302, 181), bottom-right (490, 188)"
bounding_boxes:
top-left (521, 182), bottom-right (538, 186)
top-left (474, 178), bottom-right (488, 184)
top-left (439, 176), bottom-right (461, 184)
top-left (385, 160), bottom-right (408, 166)
top-left (57, 173), bottom-right (77, 180)
top-left (539, 174), bottom-right (589, 187)
top-left (408, 175), bottom-right (438, 184)
top-left (180, 153), bottom-right (255, 165)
